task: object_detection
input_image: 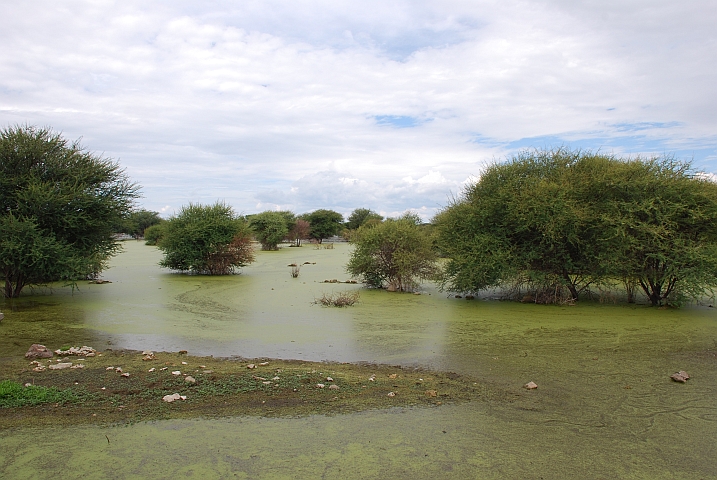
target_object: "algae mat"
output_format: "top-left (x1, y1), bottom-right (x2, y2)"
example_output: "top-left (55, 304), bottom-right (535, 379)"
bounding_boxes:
top-left (1, 241), bottom-right (717, 478)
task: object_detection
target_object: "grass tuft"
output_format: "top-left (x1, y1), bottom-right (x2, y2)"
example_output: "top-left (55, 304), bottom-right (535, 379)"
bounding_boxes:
top-left (0, 380), bottom-right (82, 408)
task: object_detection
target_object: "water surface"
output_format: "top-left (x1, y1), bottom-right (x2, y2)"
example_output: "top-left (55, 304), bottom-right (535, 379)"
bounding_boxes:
top-left (1, 241), bottom-right (716, 478)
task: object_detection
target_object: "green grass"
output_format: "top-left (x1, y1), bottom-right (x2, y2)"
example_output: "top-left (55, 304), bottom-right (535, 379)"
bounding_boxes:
top-left (0, 380), bottom-right (81, 408)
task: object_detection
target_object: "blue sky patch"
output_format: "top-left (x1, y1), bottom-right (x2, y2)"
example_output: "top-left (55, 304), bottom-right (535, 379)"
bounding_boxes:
top-left (374, 115), bottom-right (422, 128)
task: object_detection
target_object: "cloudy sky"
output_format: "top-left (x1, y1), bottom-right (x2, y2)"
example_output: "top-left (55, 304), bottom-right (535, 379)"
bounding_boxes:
top-left (1, 1), bottom-right (715, 220)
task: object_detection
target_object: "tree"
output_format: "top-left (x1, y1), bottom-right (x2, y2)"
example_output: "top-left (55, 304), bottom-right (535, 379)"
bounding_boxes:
top-left (120, 209), bottom-right (163, 239)
top-left (288, 218), bottom-right (310, 246)
top-left (157, 202), bottom-right (254, 275)
top-left (302, 209), bottom-right (343, 243)
top-left (345, 208), bottom-right (383, 230)
top-left (346, 214), bottom-right (439, 292)
top-left (0, 125), bottom-right (138, 298)
top-left (249, 211), bottom-right (290, 250)
top-left (435, 148), bottom-right (717, 306)
top-left (143, 223), bottom-right (166, 246)
top-left (599, 158), bottom-right (717, 306)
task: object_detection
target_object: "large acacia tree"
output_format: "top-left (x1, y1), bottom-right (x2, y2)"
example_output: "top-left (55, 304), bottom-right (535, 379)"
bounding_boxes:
top-left (158, 202), bottom-right (254, 275)
top-left (436, 148), bottom-right (717, 306)
top-left (0, 125), bottom-right (138, 298)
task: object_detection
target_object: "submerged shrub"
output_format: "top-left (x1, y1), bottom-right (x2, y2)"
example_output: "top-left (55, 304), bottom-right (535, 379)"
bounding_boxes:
top-left (314, 291), bottom-right (360, 307)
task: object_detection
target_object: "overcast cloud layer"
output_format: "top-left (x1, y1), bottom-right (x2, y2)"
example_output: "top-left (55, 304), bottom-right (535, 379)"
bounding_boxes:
top-left (1, 1), bottom-right (715, 219)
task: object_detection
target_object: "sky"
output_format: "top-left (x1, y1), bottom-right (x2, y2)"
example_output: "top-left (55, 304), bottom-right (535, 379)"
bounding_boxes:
top-left (1, 1), bottom-right (716, 220)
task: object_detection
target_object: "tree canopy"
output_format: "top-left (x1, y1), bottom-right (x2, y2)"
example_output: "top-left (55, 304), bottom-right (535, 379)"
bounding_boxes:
top-left (435, 148), bottom-right (717, 306)
top-left (157, 202), bottom-right (254, 275)
top-left (0, 125), bottom-right (138, 298)
top-left (345, 208), bottom-right (383, 230)
top-left (119, 209), bottom-right (163, 238)
top-left (302, 209), bottom-right (343, 243)
top-left (249, 211), bottom-right (290, 250)
top-left (346, 213), bottom-right (438, 292)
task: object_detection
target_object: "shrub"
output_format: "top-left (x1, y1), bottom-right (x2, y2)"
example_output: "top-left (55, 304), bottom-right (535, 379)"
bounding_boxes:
top-left (158, 202), bottom-right (255, 275)
top-left (314, 291), bottom-right (360, 307)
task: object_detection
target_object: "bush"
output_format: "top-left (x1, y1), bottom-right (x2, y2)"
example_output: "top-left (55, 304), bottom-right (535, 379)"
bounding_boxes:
top-left (314, 291), bottom-right (360, 307)
top-left (249, 211), bottom-right (290, 250)
top-left (158, 202), bottom-right (255, 275)
top-left (143, 223), bottom-right (166, 246)
top-left (346, 213), bottom-right (438, 292)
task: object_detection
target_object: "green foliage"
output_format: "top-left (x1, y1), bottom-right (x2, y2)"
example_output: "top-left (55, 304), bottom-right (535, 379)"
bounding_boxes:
top-left (249, 211), bottom-right (290, 250)
top-left (345, 208), bottom-right (383, 230)
top-left (436, 148), bottom-right (717, 306)
top-left (0, 380), bottom-right (81, 408)
top-left (346, 214), bottom-right (439, 292)
top-left (0, 125), bottom-right (139, 298)
top-left (157, 202), bottom-right (255, 275)
top-left (143, 223), bottom-right (166, 246)
top-left (302, 209), bottom-right (344, 243)
top-left (120, 209), bottom-right (163, 238)
top-left (288, 218), bottom-right (311, 246)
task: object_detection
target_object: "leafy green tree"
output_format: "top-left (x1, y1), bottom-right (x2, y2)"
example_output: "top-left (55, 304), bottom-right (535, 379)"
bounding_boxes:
top-left (143, 223), bottom-right (166, 246)
top-left (0, 125), bottom-right (138, 298)
top-left (158, 202), bottom-right (254, 275)
top-left (599, 158), bottom-right (717, 306)
top-left (121, 209), bottom-right (163, 238)
top-left (345, 208), bottom-right (383, 230)
top-left (249, 211), bottom-right (290, 250)
top-left (346, 214), bottom-right (438, 292)
top-left (302, 209), bottom-right (343, 243)
top-left (436, 148), bottom-right (717, 306)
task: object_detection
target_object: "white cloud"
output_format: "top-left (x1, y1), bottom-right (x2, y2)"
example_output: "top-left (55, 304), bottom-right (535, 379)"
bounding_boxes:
top-left (0, 1), bottom-right (715, 216)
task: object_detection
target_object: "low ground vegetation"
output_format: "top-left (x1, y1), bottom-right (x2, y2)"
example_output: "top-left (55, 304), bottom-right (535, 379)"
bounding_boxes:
top-left (0, 350), bottom-right (477, 427)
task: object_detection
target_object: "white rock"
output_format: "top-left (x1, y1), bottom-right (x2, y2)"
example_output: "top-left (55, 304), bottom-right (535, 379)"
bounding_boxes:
top-left (120, 372), bottom-right (130, 377)
top-left (184, 376), bottom-right (196, 383)
top-left (171, 371), bottom-right (181, 375)
top-left (246, 364), bottom-right (256, 369)
top-left (326, 377), bottom-right (333, 382)
top-left (162, 393), bottom-right (184, 403)
top-left (181, 361), bottom-right (187, 365)
top-left (49, 362), bottom-right (72, 370)
top-left (106, 366), bottom-right (114, 370)
top-left (148, 368), bottom-right (156, 372)
top-left (524, 381), bottom-right (538, 390)
top-left (387, 392), bottom-right (396, 397)
top-left (316, 383), bottom-right (325, 388)
top-left (115, 367), bottom-right (123, 373)
top-left (329, 385), bottom-right (340, 390)
top-left (160, 367), bottom-right (168, 371)
top-left (272, 376), bottom-right (280, 381)
top-left (259, 362), bottom-right (269, 366)
top-left (70, 364), bottom-right (85, 369)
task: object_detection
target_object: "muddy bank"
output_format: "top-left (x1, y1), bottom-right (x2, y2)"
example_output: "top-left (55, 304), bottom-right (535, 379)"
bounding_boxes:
top-left (1, 349), bottom-right (489, 428)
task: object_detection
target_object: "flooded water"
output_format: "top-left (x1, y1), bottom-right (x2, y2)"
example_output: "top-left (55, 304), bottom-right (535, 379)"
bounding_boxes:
top-left (2, 241), bottom-right (716, 478)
